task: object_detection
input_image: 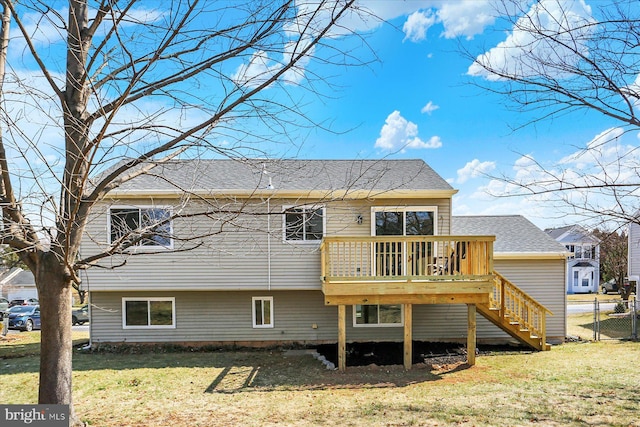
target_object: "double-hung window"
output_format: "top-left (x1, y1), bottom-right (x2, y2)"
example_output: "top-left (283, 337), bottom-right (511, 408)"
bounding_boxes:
top-left (283, 206), bottom-right (324, 242)
top-left (109, 207), bottom-right (172, 248)
top-left (122, 297), bottom-right (175, 329)
top-left (252, 297), bottom-right (273, 328)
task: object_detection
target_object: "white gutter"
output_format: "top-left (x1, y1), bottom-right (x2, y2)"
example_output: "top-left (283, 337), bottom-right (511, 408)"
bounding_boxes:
top-left (495, 251), bottom-right (569, 260)
top-left (105, 188), bottom-right (458, 199)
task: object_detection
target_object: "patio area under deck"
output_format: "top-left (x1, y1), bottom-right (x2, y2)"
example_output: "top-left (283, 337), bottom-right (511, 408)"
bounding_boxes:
top-left (320, 235), bottom-right (497, 370)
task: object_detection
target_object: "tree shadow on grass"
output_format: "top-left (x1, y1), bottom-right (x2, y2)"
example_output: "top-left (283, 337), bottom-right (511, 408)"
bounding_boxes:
top-left (202, 357), bottom-right (471, 394)
top-left (1, 341), bottom-right (517, 394)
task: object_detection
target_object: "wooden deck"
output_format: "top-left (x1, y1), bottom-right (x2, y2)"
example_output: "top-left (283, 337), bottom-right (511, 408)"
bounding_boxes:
top-left (321, 235), bottom-right (496, 305)
top-left (319, 235), bottom-right (552, 370)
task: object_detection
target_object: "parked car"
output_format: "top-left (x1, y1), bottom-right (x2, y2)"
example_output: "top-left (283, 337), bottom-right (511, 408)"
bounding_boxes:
top-left (601, 279), bottom-right (620, 294)
top-left (8, 298), bottom-right (39, 307)
top-left (72, 305), bottom-right (89, 325)
top-left (0, 297), bottom-right (9, 313)
top-left (7, 305), bottom-right (41, 332)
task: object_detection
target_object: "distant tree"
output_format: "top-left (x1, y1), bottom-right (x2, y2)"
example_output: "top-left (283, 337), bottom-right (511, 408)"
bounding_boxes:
top-left (0, 245), bottom-right (26, 270)
top-left (467, 0), bottom-right (640, 229)
top-left (592, 229), bottom-right (630, 299)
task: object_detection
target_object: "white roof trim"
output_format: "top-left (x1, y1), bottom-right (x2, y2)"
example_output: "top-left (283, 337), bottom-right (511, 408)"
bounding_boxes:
top-left (105, 188), bottom-right (458, 199)
top-left (495, 252), bottom-right (569, 260)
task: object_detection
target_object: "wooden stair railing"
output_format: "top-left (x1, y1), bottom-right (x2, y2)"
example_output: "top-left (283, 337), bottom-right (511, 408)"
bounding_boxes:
top-left (476, 271), bottom-right (553, 351)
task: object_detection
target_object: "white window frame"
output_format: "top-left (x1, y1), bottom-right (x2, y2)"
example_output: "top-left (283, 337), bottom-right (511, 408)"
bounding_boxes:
top-left (122, 297), bottom-right (176, 329)
top-left (252, 296), bottom-right (274, 328)
top-left (370, 206), bottom-right (438, 237)
top-left (371, 206), bottom-right (438, 276)
top-left (352, 304), bottom-right (404, 328)
top-left (108, 205), bottom-right (174, 250)
top-left (282, 205), bottom-right (326, 243)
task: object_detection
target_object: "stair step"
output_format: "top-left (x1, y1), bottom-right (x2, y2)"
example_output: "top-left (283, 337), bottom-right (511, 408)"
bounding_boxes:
top-left (509, 321), bottom-right (519, 325)
top-left (519, 328), bottom-right (529, 333)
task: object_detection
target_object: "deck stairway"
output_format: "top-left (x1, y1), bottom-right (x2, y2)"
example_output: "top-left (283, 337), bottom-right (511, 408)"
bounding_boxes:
top-left (320, 236), bottom-right (554, 352)
top-left (478, 271), bottom-right (552, 351)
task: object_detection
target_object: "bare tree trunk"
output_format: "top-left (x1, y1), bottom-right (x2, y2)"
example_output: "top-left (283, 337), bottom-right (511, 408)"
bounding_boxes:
top-left (36, 253), bottom-right (78, 425)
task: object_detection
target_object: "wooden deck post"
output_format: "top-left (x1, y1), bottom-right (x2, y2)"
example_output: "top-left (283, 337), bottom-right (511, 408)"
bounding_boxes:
top-left (338, 305), bottom-right (346, 371)
top-left (467, 304), bottom-right (476, 366)
top-left (404, 303), bottom-right (413, 370)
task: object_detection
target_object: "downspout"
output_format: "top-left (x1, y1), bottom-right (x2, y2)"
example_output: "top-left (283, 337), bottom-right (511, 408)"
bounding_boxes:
top-left (266, 176), bottom-right (275, 291)
top-left (267, 197), bottom-right (271, 291)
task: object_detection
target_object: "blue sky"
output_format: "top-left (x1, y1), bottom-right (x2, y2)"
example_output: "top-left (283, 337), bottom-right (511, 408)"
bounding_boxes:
top-left (5, 0), bottom-right (636, 232)
top-left (266, 0), bottom-right (635, 230)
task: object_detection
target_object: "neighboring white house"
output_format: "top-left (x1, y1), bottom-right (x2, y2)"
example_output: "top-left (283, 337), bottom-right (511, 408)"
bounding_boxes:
top-left (546, 225), bottom-right (600, 294)
top-left (0, 268), bottom-right (38, 300)
top-left (81, 159), bottom-right (566, 368)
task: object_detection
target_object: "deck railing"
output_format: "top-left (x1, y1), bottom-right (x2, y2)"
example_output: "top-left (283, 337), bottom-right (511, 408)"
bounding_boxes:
top-left (490, 272), bottom-right (553, 342)
top-left (320, 235), bottom-right (495, 282)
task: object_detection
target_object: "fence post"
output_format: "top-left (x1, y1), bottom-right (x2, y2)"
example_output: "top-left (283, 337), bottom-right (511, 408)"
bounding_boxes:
top-left (1, 312), bottom-right (7, 336)
top-left (593, 297), bottom-right (600, 341)
top-left (632, 297), bottom-right (638, 341)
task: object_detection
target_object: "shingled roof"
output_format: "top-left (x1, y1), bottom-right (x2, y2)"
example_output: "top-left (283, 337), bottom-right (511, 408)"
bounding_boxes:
top-left (452, 215), bottom-right (567, 255)
top-left (103, 158), bottom-right (455, 195)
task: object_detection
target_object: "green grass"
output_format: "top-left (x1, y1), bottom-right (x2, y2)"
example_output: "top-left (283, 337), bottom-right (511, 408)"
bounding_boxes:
top-left (567, 309), bottom-right (636, 340)
top-left (0, 330), bottom-right (90, 358)
top-left (566, 293), bottom-right (626, 302)
top-left (1, 335), bottom-right (639, 426)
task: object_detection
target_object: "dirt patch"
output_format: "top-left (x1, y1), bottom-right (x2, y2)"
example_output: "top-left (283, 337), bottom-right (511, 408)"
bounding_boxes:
top-left (315, 341), bottom-right (529, 368)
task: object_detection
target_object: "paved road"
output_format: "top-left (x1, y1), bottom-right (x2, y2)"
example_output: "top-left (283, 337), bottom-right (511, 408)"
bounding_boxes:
top-left (567, 302), bottom-right (616, 314)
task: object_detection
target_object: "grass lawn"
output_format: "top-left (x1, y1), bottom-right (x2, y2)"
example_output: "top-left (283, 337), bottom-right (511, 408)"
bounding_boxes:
top-left (1, 332), bottom-right (639, 427)
top-left (566, 293), bottom-right (628, 302)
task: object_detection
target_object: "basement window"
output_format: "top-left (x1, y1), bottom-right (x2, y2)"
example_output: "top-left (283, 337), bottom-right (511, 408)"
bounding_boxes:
top-left (122, 297), bottom-right (175, 329)
top-left (353, 304), bottom-right (403, 327)
top-left (252, 296), bottom-right (274, 328)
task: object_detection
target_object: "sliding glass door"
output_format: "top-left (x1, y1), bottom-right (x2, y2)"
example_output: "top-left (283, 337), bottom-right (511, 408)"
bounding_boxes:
top-left (373, 208), bottom-right (435, 277)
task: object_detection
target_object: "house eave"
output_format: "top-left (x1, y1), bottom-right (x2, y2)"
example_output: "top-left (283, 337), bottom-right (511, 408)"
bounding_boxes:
top-left (105, 188), bottom-right (458, 199)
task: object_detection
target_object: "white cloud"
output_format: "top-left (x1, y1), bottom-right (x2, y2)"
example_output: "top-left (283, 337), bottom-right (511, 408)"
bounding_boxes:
top-left (374, 110), bottom-right (442, 152)
top-left (456, 159), bottom-right (496, 183)
top-left (437, 0), bottom-right (496, 40)
top-left (420, 101), bottom-right (440, 114)
top-left (468, 0), bottom-right (594, 81)
top-left (403, 10), bottom-right (437, 42)
top-left (232, 50), bottom-right (281, 89)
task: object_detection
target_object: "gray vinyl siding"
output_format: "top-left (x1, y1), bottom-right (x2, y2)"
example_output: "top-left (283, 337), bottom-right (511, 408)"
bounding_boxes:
top-left (90, 290), bottom-right (338, 344)
top-left (410, 258), bottom-right (565, 344)
top-left (493, 258), bottom-right (565, 342)
top-left (90, 269), bottom-right (562, 346)
top-left (82, 197), bottom-right (451, 292)
top-left (90, 290), bottom-right (403, 344)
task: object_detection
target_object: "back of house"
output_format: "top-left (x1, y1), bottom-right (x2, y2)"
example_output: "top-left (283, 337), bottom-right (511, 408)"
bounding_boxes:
top-left (81, 158), bottom-right (566, 357)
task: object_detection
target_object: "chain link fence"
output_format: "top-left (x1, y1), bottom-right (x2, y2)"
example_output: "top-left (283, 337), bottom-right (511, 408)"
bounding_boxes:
top-left (567, 297), bottom-right (638, 341)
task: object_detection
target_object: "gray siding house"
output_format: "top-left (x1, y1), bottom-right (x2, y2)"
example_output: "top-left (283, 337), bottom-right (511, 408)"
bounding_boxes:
top-left (82, 159), bottom-right (566, 368)
top-left (546, 225), bottom-right (600, 294)
top-left (627, 220), bottom-right (640, 294)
